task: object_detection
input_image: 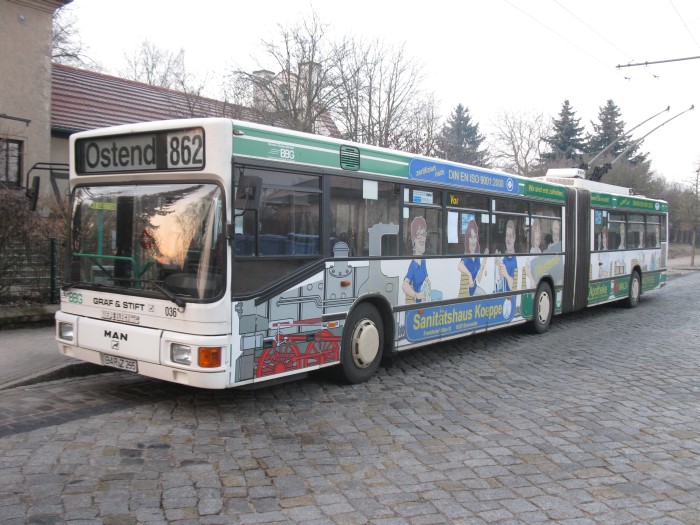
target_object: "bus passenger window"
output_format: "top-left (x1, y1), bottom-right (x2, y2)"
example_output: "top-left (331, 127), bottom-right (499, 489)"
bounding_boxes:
top-left (543, 219), bottom-right (562, 252)
top-left (329, 177), bottom-right (400, 257)
top-left (446, 211), bottom-right (488, 256)
top-left (490, 215), bottom-right (525, 255)
top-left (608, 213), bottom-right (626, 250)
top-left (646, 216), bottom-right (661, 248)
top-left (491, 198), bottom-right (527, 255)
top-left (234, 167), bottom-right (321, 257)
top-left (532, 205), bottom-right (562, 253)
top-left (530, 218), bottom-right (544, 253)
top-left (628, 214), bottom-right (645, 249)
top-left (445, 191), bottom-right (489, 256)
top-left (593, 210), bottom-right (608, 251)
top-left (403, 207), bottom-right (441, 257)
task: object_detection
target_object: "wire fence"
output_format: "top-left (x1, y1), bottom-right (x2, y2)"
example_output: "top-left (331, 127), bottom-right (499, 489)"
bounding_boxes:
top-left (0, 237), bottom-right (63, 305)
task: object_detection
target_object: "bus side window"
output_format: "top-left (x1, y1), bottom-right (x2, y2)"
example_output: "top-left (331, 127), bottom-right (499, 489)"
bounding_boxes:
top-left (646, 216), bottom-right (661, 248)
top-left (628, 214), bottom-right (645, 249)
top-left (329, 176), bottom-right (400, 257)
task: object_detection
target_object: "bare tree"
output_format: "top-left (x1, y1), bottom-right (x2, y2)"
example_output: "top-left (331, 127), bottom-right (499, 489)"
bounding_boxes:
top-left (121, 40), bottom-right (186, 89)
top-left (52, 5), bottom-right (98, 69)
top-left (120, 40), bottom-right (214, 118)
top-left (219, 73), bottom-right (254, 120)
top-left (171, 69), bottom-right (213, 118)
top-left (226, 10), bottom-right (342, 133)
top-left (335, 38), bottom-right (424, 149)
top-left (490, 110), bottom-right (549, 176)
top-left (392, 93), bottom-right (442, 156)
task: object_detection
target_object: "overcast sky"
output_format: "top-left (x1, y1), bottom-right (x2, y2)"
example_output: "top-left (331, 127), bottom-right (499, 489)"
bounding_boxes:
top-left (68, 0), bottom-right (700, 185)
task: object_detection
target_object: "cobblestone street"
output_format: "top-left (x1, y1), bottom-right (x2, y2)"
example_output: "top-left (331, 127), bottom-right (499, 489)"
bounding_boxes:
top-left (1, 273), bottom-right (699, 524)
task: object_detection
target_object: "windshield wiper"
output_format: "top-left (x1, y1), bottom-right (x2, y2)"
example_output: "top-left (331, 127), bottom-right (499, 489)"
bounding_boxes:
top-left (142, 280), bottom-right (187, 309)
top-left (61, 281), bottom-right (104, 291)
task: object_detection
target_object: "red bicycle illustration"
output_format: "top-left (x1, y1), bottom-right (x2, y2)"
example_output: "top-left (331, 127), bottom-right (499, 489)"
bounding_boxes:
top-left (255, 328), bottom-right (341, 378)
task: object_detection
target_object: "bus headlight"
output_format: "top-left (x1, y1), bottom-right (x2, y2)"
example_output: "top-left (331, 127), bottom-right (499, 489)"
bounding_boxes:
top-left (171, 343), bottom-right (192, 365)
top-left (58, 321), bottom-right (74, 341)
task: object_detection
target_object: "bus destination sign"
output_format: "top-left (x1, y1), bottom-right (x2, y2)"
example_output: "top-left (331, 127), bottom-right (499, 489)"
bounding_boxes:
top-left (75, 128), bottom-right (205, 174)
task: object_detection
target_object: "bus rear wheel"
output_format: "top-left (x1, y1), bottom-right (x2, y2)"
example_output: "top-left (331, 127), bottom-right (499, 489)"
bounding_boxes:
top-left (338, 303), bottom-right (383, 384)
top-left (530, 282), bottom-right (553, 334)
top-left (624, 270), bottom-right (641, 308)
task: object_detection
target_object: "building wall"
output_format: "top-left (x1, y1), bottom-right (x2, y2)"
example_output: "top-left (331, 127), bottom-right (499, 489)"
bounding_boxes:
top-left (50, 135), bottom-right (68, 164)
top-left (1, 0), bottom-right (66, 208)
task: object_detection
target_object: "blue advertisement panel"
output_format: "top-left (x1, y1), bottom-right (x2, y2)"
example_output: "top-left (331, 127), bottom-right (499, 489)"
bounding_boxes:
top-left (409, 158), bottom-right (520, 196)
top-left (405, 296), bottom-right (516, 343)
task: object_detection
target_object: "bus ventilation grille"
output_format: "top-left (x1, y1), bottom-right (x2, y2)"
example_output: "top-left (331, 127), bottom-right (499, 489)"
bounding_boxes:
top-left (340, 145), bottom-right (360, 171)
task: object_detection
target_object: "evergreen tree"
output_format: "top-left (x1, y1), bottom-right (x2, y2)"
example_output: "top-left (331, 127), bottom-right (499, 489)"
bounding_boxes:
top-left (437, 104), bottom-right (489, 167)
top-left (587, 100), bottom-right (647, 164)
top-left (542, 100), bottom-right (586, 162)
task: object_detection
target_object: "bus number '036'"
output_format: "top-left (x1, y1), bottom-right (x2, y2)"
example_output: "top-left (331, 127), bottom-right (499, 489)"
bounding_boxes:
top-left (167, 132), bottom-right (204, 168)
top-left (164, 307), bottom-right (178, 318)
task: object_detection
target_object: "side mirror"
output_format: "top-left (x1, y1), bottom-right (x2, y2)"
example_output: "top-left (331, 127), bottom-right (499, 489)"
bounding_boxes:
top-left (234, 175), bottom-right (262, 212)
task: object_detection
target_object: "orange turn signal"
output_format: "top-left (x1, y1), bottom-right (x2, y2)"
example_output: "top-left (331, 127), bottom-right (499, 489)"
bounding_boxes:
top-left (198, 347), bottom-right (222, 368)
top-left (340, 280), bottom-right (352, 287)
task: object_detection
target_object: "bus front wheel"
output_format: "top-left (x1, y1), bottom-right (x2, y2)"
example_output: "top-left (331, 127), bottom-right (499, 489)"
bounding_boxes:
top-left (530, 282), bottom-right (553, 334)
top-left (338, 303), bottom-right (383, 384)
top-left (624, 271), bottom-right (641, 308)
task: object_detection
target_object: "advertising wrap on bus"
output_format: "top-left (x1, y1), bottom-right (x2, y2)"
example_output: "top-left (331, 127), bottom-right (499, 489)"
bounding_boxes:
top-left (405, 297), bottom-right (516, 342)
top-left (409, 158), bottom-right (520, 196)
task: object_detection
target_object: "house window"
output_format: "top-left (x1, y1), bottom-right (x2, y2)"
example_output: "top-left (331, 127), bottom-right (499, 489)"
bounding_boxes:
top-left (0, 139), bottom-right (23, 187)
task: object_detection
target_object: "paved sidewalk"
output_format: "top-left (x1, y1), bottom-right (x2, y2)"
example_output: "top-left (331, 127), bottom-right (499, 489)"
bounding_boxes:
top-left (0, 306), bottom-right (105, 390)
top-left (0, 260), bottom-right (697, 390)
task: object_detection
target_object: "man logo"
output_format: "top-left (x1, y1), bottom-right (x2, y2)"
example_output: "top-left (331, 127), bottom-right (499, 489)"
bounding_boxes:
top-left (111, 340), bottom-right (119, 351)
top-left (104, 330), bottom-right (128, 341)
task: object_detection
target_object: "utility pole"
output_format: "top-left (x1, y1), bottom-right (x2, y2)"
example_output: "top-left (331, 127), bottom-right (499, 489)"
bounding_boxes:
top-left (616, 55), bottom-right (700, 69)
top-left (691, 168), bottom-right (699, 267)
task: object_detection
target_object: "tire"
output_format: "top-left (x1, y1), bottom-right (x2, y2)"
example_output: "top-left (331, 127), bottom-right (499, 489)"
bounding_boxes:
top-left (624, 270), bottom-right (641, 308)
top-left (530, 282), bottom-right (553, 334)
top-left (338, 303), bottom-right (384, 384)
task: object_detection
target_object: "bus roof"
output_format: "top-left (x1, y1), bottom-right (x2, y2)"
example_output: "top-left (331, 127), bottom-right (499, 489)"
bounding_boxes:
top-left (70, 117), bottom-right (668, 211)
top-left (230, 119), bottom-right (569, 204)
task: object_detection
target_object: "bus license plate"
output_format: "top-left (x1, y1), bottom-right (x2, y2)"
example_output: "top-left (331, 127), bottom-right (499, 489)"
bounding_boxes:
top-left (104, 354), bottom-right (138, 373)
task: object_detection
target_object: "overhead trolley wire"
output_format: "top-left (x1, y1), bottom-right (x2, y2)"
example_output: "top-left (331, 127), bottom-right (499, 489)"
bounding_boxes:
top-left (668, 0), bottom-right (700, 51)
top-left (503, 0), bottom-right (611, 71)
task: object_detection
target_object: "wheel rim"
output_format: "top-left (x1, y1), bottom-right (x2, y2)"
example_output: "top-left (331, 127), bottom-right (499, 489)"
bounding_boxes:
top-left (351, 319), bottom-right (380, 368)
top-left (631, 276), bottom-right (640, 303)
top-left (537, 290), bottom-right (551, 325)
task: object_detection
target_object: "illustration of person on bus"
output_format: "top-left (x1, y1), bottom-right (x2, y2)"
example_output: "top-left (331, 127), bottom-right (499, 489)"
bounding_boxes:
top-left (596, 226), bottom-right (609, 251)
top-left (403, 216), bottom-right (432, 303)
top-left (457, 218), bottom-right (485, 296)
top-left (545, 220), bottom-right (561, 252)
top-left (530, 218), bottom-right (544, 253)
top-left (496, 219), bottom-right (518, 292)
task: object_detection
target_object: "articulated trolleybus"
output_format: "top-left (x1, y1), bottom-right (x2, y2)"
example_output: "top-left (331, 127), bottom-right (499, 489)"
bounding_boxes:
top-left (56, 118), bottom-right (668, 389)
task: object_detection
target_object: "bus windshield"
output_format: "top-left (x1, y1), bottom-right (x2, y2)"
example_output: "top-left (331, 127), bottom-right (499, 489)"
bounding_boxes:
top-left (68, 183), bottom-right (225, 301)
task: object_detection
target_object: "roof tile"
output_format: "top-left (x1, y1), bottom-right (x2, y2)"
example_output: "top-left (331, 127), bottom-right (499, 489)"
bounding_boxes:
top-left (51, 64), bottom-right (340, 137)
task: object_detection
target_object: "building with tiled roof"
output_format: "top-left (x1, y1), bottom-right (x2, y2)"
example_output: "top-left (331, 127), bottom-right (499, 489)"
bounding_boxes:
top-left (50, 64), bottom-right (259, 137)
top-left (50, 63), bottom-right (340, 161)
top-left (3, 1), bottom-right (339, 212)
